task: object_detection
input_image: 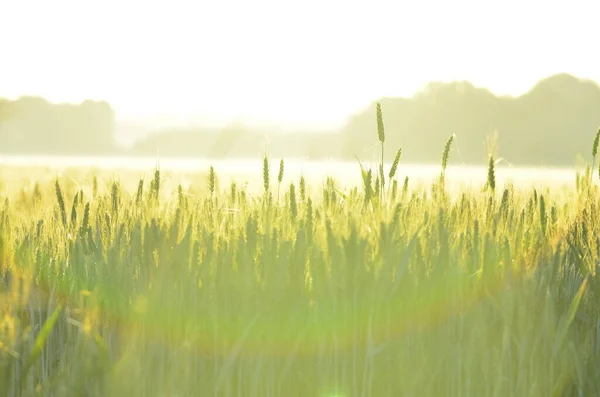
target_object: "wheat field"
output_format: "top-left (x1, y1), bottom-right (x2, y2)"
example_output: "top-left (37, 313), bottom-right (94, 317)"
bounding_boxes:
top-left (1, 109), bottom-right (600, 396)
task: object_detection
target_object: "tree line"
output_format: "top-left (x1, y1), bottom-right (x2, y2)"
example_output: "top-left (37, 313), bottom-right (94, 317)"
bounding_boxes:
top-left (2, 73), bottom-right (600, 166)
top-left (0, 96), bottom-right (115, 155)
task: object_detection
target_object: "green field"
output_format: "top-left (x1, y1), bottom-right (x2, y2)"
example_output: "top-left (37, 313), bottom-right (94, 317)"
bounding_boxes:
top-left (2, 110), bottom-right (600, 396)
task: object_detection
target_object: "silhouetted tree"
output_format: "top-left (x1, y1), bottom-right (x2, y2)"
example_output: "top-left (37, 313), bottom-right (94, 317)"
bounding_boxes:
top-left (0, 96), bottom-right (116, 154)
top-left (340, 73), bottom-right (600, 166)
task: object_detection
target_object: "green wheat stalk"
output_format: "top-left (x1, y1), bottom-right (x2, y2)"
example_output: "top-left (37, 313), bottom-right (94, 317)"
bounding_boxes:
top-left (209, 166), bottom-right (216, 197)
top-left (593, 127), bottom-right (600, 184)
top-left (289, 183), bottom-right (298, 220)
top-left (487, 155), bottom-right (496, 193)
top-left (55, 179), bottom-right (67, 229)
top-left (376, 103), bottom-right (385, 199)
top-left (441, 134), bottom-right (455, 174)
top-left (263, 156), bottom-right (270, 194)
top-left (278, 159), bottom-right (284, 202)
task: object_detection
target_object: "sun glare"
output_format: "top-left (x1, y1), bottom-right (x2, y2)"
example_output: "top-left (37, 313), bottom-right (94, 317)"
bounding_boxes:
top-left (1, 0), bottom-right (599, 128)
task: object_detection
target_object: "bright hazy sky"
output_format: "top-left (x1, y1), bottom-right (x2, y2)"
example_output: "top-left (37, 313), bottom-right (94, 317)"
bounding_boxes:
top-left (1, 0), bottom-right (599, 128)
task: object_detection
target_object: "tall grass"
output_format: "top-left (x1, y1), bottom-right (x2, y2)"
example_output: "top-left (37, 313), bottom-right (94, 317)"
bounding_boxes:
top-left (1, 115), bottom-right (600, 396)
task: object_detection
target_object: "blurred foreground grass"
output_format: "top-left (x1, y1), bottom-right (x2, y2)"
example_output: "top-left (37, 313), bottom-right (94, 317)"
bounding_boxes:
top-left (2, 120), bottom-right (600, 396)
